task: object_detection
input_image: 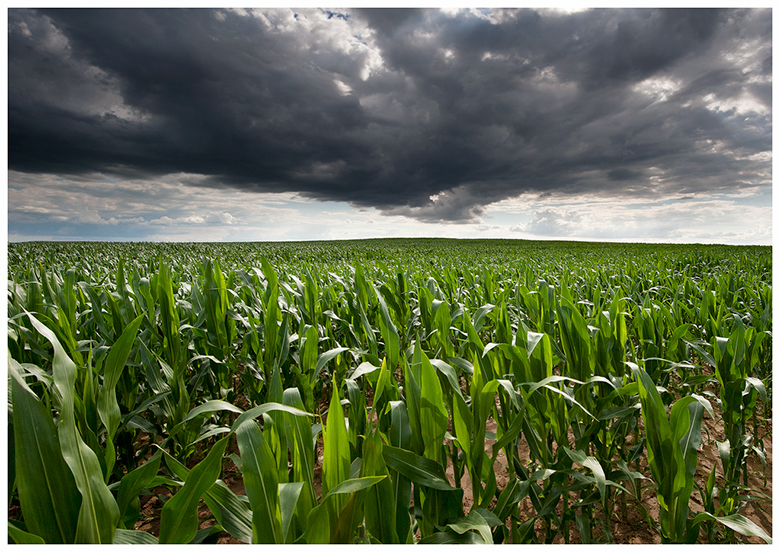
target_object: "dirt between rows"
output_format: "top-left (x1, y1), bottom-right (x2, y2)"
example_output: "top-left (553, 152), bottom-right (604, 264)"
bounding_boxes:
top-left (131, 404), bottom-right (771, 545)
top-left (131, 368), bottom-right (772, 545)
top-left (444, 413), bottom-right (772, 544)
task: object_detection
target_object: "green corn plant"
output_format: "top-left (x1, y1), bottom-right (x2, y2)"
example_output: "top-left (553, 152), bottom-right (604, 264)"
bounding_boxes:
top-left (380, 400), bottom-right (415, 542)
top-left (281, 388), bottom-right (318, 538)
top-left (258, 256), bottom-right (283, 387)
top-left (114, 450), bottom-right (164, 531)
top-left (138, 341), bottom-right (198, 459)
top-left (344, 378), bottom-right (368, 459)
top-left (452, 353), bottom-right (500, 508)
top-left (9, 357), bottom-right (81, 544)
top-left (499, 328), bottom-right (567, 469)
top-left (401, 343), bottom-right (460, 537)
top-left (6, 239), bottom-right (773, 545)
top-left (158, 436), bottom-right (230, 544)
top-left (235, 416), bottom-right (285, 543)
top-left (321, 374), bottom-right (351, 526)
top-left (633, 364), bottom-right (713, 543)
top-left (159, 437), bottom-right (257, 544)
top-left (294, 375), bottom-right (384, 543)
top-left (195, 371), bottom-right (377, 544)
top-left (291, 325), bottom-right (319, 411)
top-left (376, 290), bottom-right (401, 374)
top-left (11, 312), bottom-right (120, 543)
top-left (372, 359), bottom-right (402, 449)
top-left (359, 429), bottom-right (399, 542)
top-left (95, 313), bottom-right (146, 480)
top-left (158, 396), bottom-right (314, 543)
top-left (710, 315), bottom-right (768, 517)
top-left (290, 324), bottom-right (349, 413)
top-left (694, 464), bottom-right (719, 542)
top-left (381, 443), bottom-right (464, 541)
top-left (196, 258), bottom-right (236, 362)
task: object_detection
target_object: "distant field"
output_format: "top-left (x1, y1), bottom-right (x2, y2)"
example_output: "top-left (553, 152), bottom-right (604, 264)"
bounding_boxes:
top-left (8, 239), bottom-right (772, 544)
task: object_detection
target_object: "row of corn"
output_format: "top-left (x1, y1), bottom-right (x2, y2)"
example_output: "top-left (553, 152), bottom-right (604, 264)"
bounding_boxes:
top-left (7, 240), bottom-right (772, 543)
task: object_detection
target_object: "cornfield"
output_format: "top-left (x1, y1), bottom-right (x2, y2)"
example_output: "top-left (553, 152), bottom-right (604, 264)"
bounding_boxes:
top-left (6, 238), bottom-right (772, 544)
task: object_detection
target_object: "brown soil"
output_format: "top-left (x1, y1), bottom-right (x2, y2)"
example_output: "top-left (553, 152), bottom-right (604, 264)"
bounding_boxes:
top-left (121, 385), bottom-right (774, 544)
top-left (441, 410), bottom-right (771, 544)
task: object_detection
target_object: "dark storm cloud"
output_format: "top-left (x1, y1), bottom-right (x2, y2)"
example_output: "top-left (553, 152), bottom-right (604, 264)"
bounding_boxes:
top-left (8, 8), bottom-right (772, 223)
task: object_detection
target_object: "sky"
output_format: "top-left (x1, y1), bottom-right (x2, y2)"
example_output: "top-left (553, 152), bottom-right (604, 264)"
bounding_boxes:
top-left (5, 7), bottom-right (773, 244)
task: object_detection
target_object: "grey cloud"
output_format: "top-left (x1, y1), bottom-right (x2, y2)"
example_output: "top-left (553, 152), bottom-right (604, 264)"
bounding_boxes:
top-left (8, 8), bottom-right (772, 223)
top-left (749, 82), bottom-right (772, 109)
top-left (761, 55), bottom-right (772, 75)
top-left (354, 8), bottom-right (423, 37)
top-left (607, 168), bottom-right (643, 181)
top-left (381, 185), bottom-right (489, 224)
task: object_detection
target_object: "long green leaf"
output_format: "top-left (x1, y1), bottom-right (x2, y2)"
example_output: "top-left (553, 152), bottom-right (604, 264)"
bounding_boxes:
top-left (301, 476), bottom-right (385, 544)
top-left (158, 436), bottom-right (229, 544)
top-left (8, 522), bottom-right (46, 544)
top-left (231, 402), bottom-right (312, 433)
top-left (564, 447), bottom-right (606, 506)
top-left (382, 445), bottom-right (456, 492)
top-left (10, 359), bottom-right (81, 544)
top-left (716, 514), bottom-right (771, 544)
top-left (323, 475), bottom-right (387, 499)
top-left (115, 450), bottom-right (162, 529)
top-left (235, 419), bottom-right (283, 543)
top-left (97, 313), bottom-right (144, 478)
top-left (315, 347), bottom-right (350, 378)
top-left (168, 399), bottom-right (244, 438)
top-left (202, 480), bottom-right (254, 544)
top-left (279, 482), bottom-right (304, 543)
top-left (446, 509), bottom-right (496, 544)
top-left (323, 375), bottom-right (351, 523)
top-left (387, 401), bottom-right (413, 542)
top-left (282, 388), bottom-right (317, 534)
top-left (692, 512), bottom-right (772, 544)
top-left (418, 348), bottom-right (448, 465)
top-left (161, 452), bottom-right (252, 543)
top-left (112, 528), bottom-right (160, 544)
top-left (360, 431), bottom-right (399, 543)
top-left (26, 311), bottom-right (120, 543)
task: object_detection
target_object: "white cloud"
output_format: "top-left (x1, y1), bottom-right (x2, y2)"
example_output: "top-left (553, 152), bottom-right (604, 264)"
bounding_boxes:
top-left (500, 192), bottom-right (771, 245)
top-left (7, 172), bottom-right (770, 246)
top-left (205, 212), bottom-right (235, 224)
top-left (513, 208), bottom-right (583, 237)
top-left (334, 79), bottom-right (352, 96)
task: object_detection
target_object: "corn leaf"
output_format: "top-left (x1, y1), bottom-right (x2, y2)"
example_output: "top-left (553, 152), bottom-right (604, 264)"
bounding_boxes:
top-left (279, 482), bottom-right (304, 543)
top-left (158, 436), bottom-right (229, 543)
top-left (97, 313), bottom-right (144, 479)
top-left (10, 359), bottom-right (81, 544)
top-left (361, 430), bottom-right (399, 543)
top-left (230, 401), bottom-right (312, 432)
top-left (382, 445), bottom-right (456, 492)
top-left (235, 419), bottom-right (283, 543)
top-left (26, 311), bottom-right (120, 544)
top-left (202, 481), bottom-right (253, 543)
top-left (8, 521), bottom-right (47, 544)
top-left (323, 375), bottom-right (351, 521)
top-left (115, 450), bottom-right (162, 529)
top-left (113, 528), bottom-right (159, 544)
top-left (692, 512), bottom-right (772, 544)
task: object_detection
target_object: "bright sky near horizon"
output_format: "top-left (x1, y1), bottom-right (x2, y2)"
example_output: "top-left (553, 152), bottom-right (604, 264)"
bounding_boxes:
top-left (5, 7), bottom-right (774, 244)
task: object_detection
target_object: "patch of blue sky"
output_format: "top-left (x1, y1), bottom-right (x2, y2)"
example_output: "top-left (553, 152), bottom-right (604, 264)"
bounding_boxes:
top-left (707, 188), bottom-right (772, 208)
